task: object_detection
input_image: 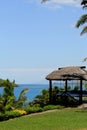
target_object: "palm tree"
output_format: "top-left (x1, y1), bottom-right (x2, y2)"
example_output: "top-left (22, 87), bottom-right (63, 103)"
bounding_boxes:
top-left (81, 0), bottom-right (87, 8)
top-left (0, 79), bottom-right (29, 113)
top-left (0, 79), bottom-right (16, 112)
top-left (77, 0), bottom-right (87, 35)
top-left (76, 14), bottom-right (87, 35)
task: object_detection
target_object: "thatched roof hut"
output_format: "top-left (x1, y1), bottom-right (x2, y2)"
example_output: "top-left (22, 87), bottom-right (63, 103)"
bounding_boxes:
top-left (46, 66), bottom-right (87, 80)
top-left (46, 66), bottom-right (87, 104)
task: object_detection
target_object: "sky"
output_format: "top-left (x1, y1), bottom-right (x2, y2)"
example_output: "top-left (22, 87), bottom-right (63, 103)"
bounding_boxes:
top-left (0, 0), bottom-right (87, 84)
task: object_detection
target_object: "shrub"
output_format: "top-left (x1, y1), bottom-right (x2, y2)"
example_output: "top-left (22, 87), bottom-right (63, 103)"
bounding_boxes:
top-left (43, 105), bottom-right (64, 111)
top-left (24, 106), bottom-right (43, 114)
top-left (0, 111), bottom-right (21, 121)
top-left (32, 89), bottom-right (49, 107)
top-left (0, 113), bottom-right (6, 121)
top-left (13, 109), bottom-right (27, 115)
top-left (5, 111), bottom-right (21, 118)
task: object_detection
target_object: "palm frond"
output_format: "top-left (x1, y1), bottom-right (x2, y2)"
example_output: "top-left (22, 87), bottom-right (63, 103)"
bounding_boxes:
top-left (14, 88), bottom-right (29, 108)
top-left (18, 88), bottom-right (29, 101)
top-left (76, 14), bottom-right (87, 28)
top-left (80, 26), bottom-right (87, 35)
top-left (81, 0), bottom-right (87, 6)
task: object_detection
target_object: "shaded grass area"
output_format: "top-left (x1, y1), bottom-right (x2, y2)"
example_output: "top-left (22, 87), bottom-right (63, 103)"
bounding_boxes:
top-left (0, 108), bottom-right (87, 130)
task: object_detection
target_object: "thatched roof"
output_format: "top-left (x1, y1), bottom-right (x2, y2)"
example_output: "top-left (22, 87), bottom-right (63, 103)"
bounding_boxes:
top-left (46, 66), bottom-right (87, 80)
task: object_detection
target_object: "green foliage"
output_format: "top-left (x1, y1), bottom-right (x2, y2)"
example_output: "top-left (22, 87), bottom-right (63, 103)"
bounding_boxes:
top-left (5, 111), bottom-right (21, 119)
top-left (76, 14), bottom-right (87, 35)
top-left (43, 105), bottom-right (64, 111)
top-left (0, 104), bottom-right (64, 121)
top-left (33, 89), bottom-right (49, 107)
top-left (67, 86), bottom-right (72, 91)
top-left (0, 79), bottom-right (29, 113)
top-left (73, 86), bottom-right (79, 91)
top-left (0, 79), bottom-right (16, 99)
top-left (24, 106), bottom-right (43, 114)
top-left (0, 111), bottom-right (21, 121)
top-left (76, 14), bottom-right (87, 28)
top-left (51, 87), bottom-right (59, 104)
top-left (34, 86), bottom-right (66, 106)
top-left (24, 105), bottom-right (63, 115)
top-left (0, 79), bottom-right (16, 113)
top-left (32, 86), bottom-right (65, 106)
top-left (85, 83), bottom-right (87, 90)
top-left (32, 85), bottom-right (80, 107)
top-left (75, 0), bottom-right (87, 35)
top-left (14, 88), bottom-right (29, 108)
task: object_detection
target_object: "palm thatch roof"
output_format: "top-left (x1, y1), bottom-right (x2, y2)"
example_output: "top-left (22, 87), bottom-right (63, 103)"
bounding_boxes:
top-left (46, 66), bottom-right (87, 80)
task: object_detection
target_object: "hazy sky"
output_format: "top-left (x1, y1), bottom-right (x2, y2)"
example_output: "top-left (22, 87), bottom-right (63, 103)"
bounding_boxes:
top-left (0, 0), bottom-right (87, 84)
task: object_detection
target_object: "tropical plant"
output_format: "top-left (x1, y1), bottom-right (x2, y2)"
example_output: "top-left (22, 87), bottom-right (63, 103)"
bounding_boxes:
top-left (33, 89), bottom-right (49, 107)
top-left (32, 87), bottom-right (60, 107)
top-left (0, 79), bottom-right (29, 113)
top-left (75, 0), bottom-right (87, 35)
top-left (14, 88), bottom-right (29, 108)
top-left (0, 79), bottom-right (16, 113)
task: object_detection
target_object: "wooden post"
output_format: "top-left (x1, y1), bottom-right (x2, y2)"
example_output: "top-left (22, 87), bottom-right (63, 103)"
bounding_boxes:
top-left (79, 79), bottom-right (82, 104)
top-left (49, 80), bottom-right (52, 104)
top-left (65, 80), bottom-right (68, 92)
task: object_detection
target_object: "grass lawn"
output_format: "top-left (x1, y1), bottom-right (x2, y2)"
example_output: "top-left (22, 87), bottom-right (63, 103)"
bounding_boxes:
top-left (0, 108), bottom-right (87, 130)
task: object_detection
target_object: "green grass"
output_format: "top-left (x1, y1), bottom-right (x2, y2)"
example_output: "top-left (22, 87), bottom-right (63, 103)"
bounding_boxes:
top-left (0, 108), bottom-right (87, 130)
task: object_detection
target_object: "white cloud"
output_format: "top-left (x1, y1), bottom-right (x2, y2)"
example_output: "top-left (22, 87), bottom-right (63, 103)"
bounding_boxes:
top-left (50, 0), bottom-right (75, 4)
top-left (26, 0), bottom-right (80, 5)
top-left (42, 0), bottom-right (80, 4)
top-left (25, 0), bottom-right (80, 10)
top-left (40, 0), bottom-right (80, 10)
